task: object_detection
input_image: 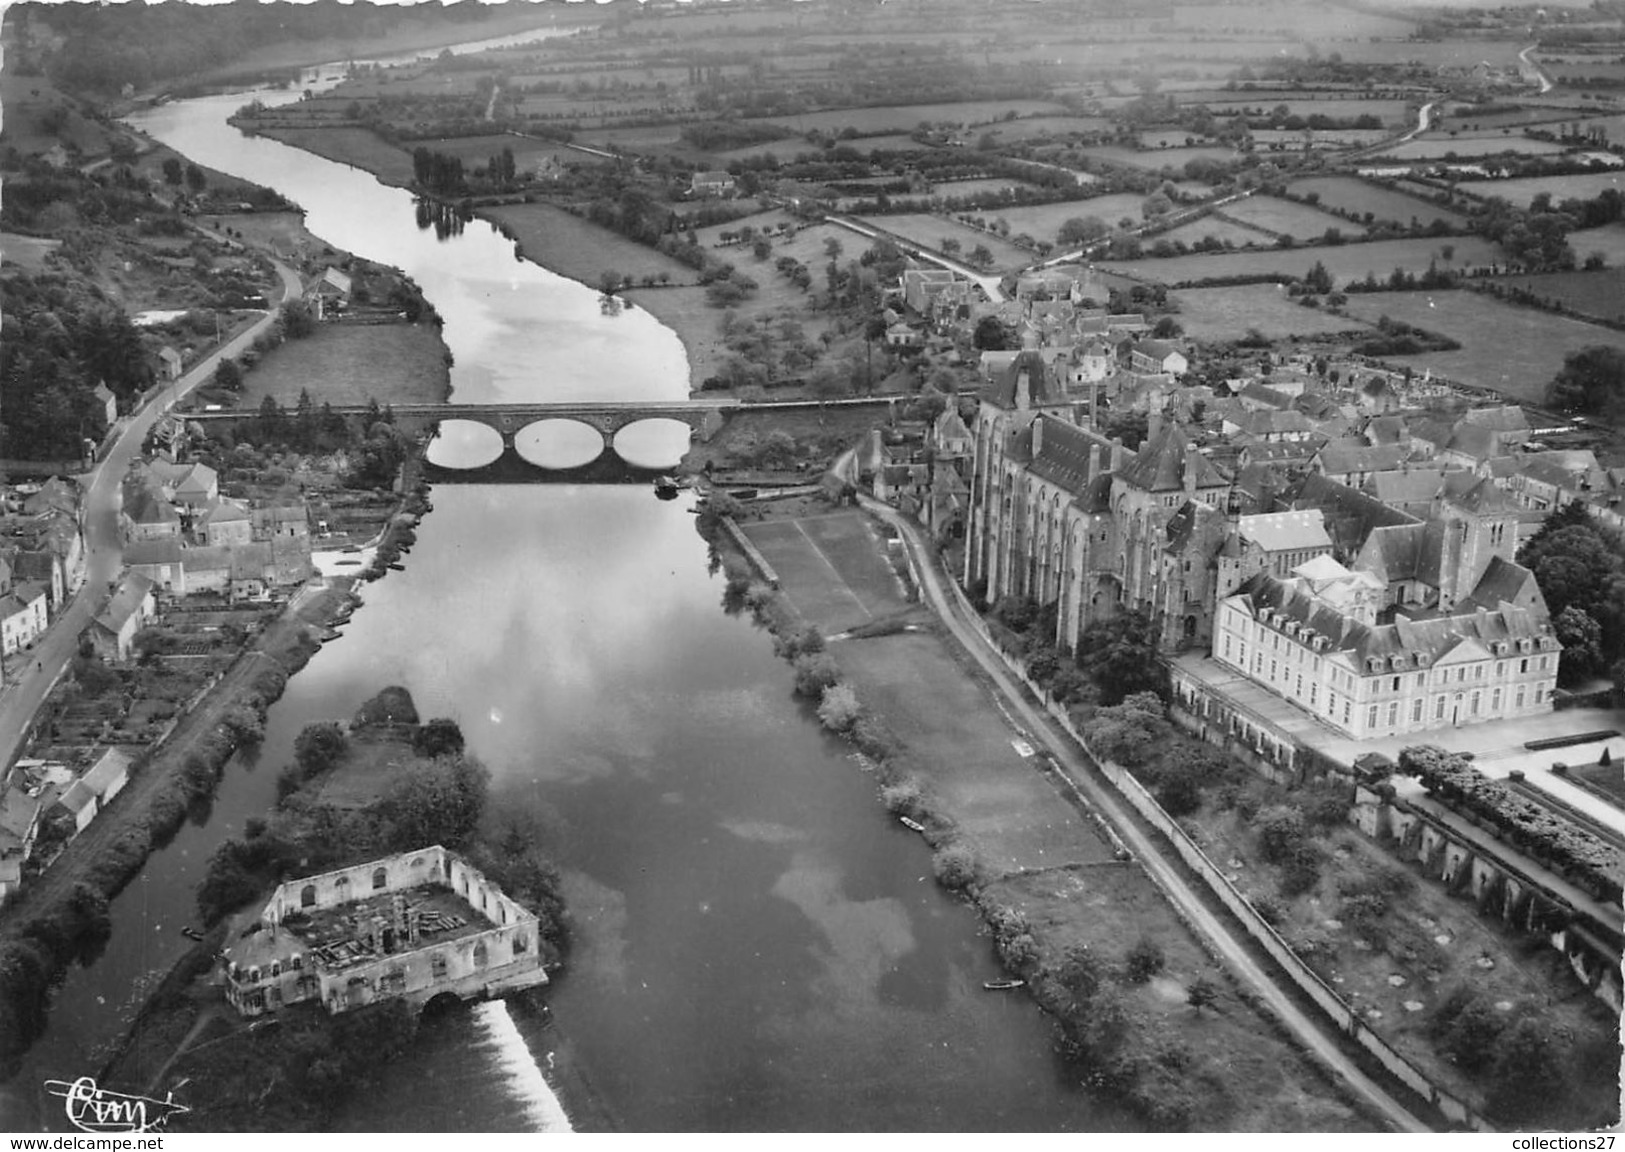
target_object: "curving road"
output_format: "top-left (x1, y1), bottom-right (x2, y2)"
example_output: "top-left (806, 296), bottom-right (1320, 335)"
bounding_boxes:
top-left (0, 258), bottom-right (303, 772)
top-left (860, 495), bottom-right (1433, 1135)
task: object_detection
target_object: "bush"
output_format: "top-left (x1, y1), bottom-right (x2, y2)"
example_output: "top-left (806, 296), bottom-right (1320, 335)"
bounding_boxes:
top-left (999, 931), bottom-right (1039, 971)
top-left (772, 625), bottom-right (825, 661)
top-left (294, 722), bottom-right (348, 778)
top-left (880, 778), bottom-right (924, 817)
top-left (1298, 778), bottom-right (1353, 828)
top-left (1278, 845), bottom-right (1323, 897)
top-left (353, 685), bottom-right (419, 727)
top-left (817, 683), bottom-right (862, 732)
top-left (1249, 892), bottom-right (1285, 927)
top-left (791, 653), bottom-right (840, 698)
top-left (931, 842), bottom-right (980, 890)
top-left (413, 718), bottom-right (465, 759)
top-left (1123, 936), bottom-right (1166, 983)
top-left (1430, 985), bottom-right (1505, 1073)
top-left (1254, 804), bottom-right (1306, 864)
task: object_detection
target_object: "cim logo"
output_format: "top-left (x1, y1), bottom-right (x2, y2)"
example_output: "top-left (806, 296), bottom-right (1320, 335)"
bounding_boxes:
top-left (44, 1078), bottom-right (190, 1134)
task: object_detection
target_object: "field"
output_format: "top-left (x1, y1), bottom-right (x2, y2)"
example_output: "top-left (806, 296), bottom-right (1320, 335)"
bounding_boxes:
top-left (1337, 289), bottom-right (1625, 401)
top-left (1168, 285), bottom-right (1374, 341)
top-left (399, 132), bottom-right (583, 175)
top-left (856, 213), bottom-right (1033, 270)
top-left (1082, 144), bottom-right (1240, 172)
top-left (1454, 171), bottom-right (1625, 208)
top-left (1103, 235), bottom-right (1501, 287)
top-left (1217, 195), bottom-right (1367, 240)
top-left (750, 100), bottom-right (1069, 136)
top-left (927, 178), bottom-right (1042, 199)
top-left (1205, 98), bottom-right (1414, 124)
top-left (1568, 224), bottom-right (1625, 266)
top-left (984, 115), bottom-right (1112, 141)
top-left (480, 201), bottom-right (699, 287)
top-left (1373, 135), bottom-right (1570, 161)
top-left (1500, 268), bottom-right (1625, 323)
top-left (237, 323), bottom-right (450, 407)
top-left (1154, 216), bottom-right (1273, 249)
top-left (572, 123), bottom-right (688, 153)
top-left (992, 194), bottom-right (1156, 238)
top-left (0, 232), bottom-right (62, 272)
top-left (259, 127), bottom-right (415, 187)
top-left (1290, 176), bottom-right (1468, 228)
top-left (1251, 128), bottom-right (1392, 148)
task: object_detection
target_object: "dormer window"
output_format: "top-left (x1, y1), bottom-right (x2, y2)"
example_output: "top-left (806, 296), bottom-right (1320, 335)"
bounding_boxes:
top-left (1416, 654), bottom-right (1430, 667)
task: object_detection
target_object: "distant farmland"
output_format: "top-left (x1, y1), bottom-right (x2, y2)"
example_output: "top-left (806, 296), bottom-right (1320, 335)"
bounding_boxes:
top-left (1501, 268), bottom-right (1625, 323)
top-left (1216, 195), bottom-right (1367, 241)
top-left (1289, 176), bottom-right (1468, 229)
top-left (1169, 285), bottom-right (1374, 342)
top-left (1454, 172), bottom-right (1625, 209)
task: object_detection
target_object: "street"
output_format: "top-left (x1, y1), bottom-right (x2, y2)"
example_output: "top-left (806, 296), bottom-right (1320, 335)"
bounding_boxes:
top-left (0, 258), bottom-right (303, 772)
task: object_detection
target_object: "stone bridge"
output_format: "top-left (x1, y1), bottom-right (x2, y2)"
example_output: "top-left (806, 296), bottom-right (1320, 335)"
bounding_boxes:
top-left (193, 400), bottom-right (740, 449)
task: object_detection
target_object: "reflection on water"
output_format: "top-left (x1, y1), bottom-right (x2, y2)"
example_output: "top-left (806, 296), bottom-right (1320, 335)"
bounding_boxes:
top-left (513, 421), bottom-right (606, 471)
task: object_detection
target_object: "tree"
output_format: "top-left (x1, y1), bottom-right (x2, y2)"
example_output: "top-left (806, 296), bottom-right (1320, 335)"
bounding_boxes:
top-left (1489, 1016), bottom-right (1567, 1123)
top-left (1186, 977), bottom-right (1218, 1013)
top-left (1075, 611), bottom-right (1163, 704)
top-left (1554, 605), bottom-right (1605, 683)
top-left (968, 243), bottom-right (994, 269)
top-left (1255, 804), bottom-right (1306, 864)
top-left (184, 163), bottom-right (207, 194)
top-left (161, 157), bottom-right (183, 185)
top-left (1082, 691), bottom-right (1168, 766)
top-left (214, 358), bottom-right (243, 392)
top-left (414, 718), bottom-right (466, 759)
top-left (1304, 259), bottom-right (1333, 295)
top-left (293, 722), bottom-right (348, 779)
top-left (1547, 344), bottom-right (1625, 417)
top-left (1151, 316), bottom-right (1183, 339)
top-left (1057, 215), bottom-right (1109, 247)
top-left (1123, 935), bottom-right (1165, 983)
top-left (281, 299), bottom-right (317, 339)
top-left (973, 315), bottom-right (1011, 351)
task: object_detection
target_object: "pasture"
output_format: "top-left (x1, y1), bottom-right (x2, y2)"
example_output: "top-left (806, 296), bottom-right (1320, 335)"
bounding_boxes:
top-left (1251, 128), bottom-right (1393, 148)
top-left (1373, 135), bottom-right (1570, 161)
top-left (1205, 98), bottom-right (1414, 124)
top-left (237, 323), bottom-right (449, 407)
top-left (1336, 290), bottom-right (1625, 402)
top-left (1568, 224), bottom-right (1625, 266)
top-left (1217, 195), bottom-right (1367, 240)
top-left (857, 213), bottom-right (1032, 270)
top-left (259, 127), bottom-right (416, 186)
top-left (991, 194), bottom-right (1156, 238)
top-left (1501, 268), bottom-right (1625, 323)
top-left (988, 116), bottom-right (1112, 141)
top-left (1168, 285), bottom-right (1374, 342)
top-left (1289, 176), bottom-right (1468, 228)
top-left (407, 132), bottom-right (582, 174)
top-left (929, 177), bottom-right (1044, 199)
top-left (1154, 216), bottom-right (1273, 248)
top-left (0, 232), bottom-right (61, 272)
top-left (1101, 235), bottom-right (1501, 287)
top-left (1456, 171), bottom-right (1625, 208)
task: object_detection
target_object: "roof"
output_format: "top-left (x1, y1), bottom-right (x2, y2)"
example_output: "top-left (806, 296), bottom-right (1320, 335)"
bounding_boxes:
top-left (1116, 423), bottom-right (1228, 493)
top-left (1025, 418), bottom-right (1118, 493)
top-left (124, 539), bottom-right (185, 566)
top-left (1238, 381), bottom-right (1293, 409)
top-left (933, 408), bottom-right (972, 443)
top-left (1238, 409), bottom-right (1314, 437)
top-left (1462, 555), bottom-right (1544, 614)
top-left (692, 170), bottom-right (734, 184)
top-left (0, 788), bottom-right (41, 844)
top-left (983, 349), bottom-right (1066, 411)
top-left (1165, 499), bottom-right (1228, 557)
top-left (1228, 570), bottom-right (1552, 670)
top-left (203, 500), bottom-right (251, 525)
top-left (1132, 340), bottom-right (1183, 362)
top-left (1438, 471), bottom-right (1517, 515)
top-left (320, 267), bottom-right (353, 295)
top-left (1291, 473), bottom-right (1419, 557)
top-left (96, 574), bottom-right (155, 633)
top-left (1364, 415), bottom-right (1408, 446)
top-left (1316, 439), bottom-right (1411, 476)
top-left (1460, 405), bottom-right (1529, 434)
top-left (1237, 509), bottom-right (1332, 554)
top-left (1360, 521), bottom-right (1449, 587)
top-left (58, 779), bottom-right (96, 816)
top-left (123, 485), bottom-right (179, 527)
top-left (82, 748), bottom-right (132, 795)
top-left (1366, 467), bottom-right (1458, 508)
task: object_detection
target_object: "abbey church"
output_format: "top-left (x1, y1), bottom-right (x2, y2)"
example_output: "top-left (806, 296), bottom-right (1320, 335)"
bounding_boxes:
top-left (962, 350), bottom-right (1560, 742)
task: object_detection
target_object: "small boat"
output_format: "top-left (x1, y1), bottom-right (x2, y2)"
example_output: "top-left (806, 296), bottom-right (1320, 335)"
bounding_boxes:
top-left (898, 816), bottom-right (926, 833)
top-left (180, 926), bottom-right (204, 941)
top-left (654, 475), bottom-right (681, 499)
top-left (983, 979), bottom-right (1025, 991)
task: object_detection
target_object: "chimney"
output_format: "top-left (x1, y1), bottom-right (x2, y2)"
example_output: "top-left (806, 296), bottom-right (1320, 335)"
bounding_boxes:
top-left (1087, 443), bottom-right (1102, 483)
top-left (1110, 437), bottom-right (1126, 473)
top-left (1032, 416), bottom-right (1044, 456)
top-left (1184, 444), bottom-right (1200, 496)
top-left (1148, 411), bottom-right (1163, 444)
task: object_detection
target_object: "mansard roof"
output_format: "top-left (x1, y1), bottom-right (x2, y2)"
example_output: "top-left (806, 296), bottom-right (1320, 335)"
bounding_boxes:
top-left (1116, 424), bottom-right (1228, 493)
top-left (1230, 571), bottom-right (1552, 669)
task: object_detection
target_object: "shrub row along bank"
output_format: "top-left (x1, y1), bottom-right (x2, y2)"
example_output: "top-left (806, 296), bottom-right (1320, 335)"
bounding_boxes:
top-left (696, 499), bottom-right (1302, 1130)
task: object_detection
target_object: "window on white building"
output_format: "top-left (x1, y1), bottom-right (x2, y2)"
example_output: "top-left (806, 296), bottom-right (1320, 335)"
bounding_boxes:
top-left (1516, 688), bottom-right (1525, 708)
top-left (1492, 688), bottom-right (1502, 712)
top-left (1519, 658), bottom-right (1529, 674)
top-left (1539, 656), bottom-right (1549, 671)
top-left (1387, 702), bottom-right (1398, 727)
top-left (1435, 696), bottom-right (1446, 719)
top-left (1310, 684), bottom-right (1318, 706)
top-left (1535, 687), bottom-right (1544, 704)
top-left (1496, 662), bottom-right (1505, 677)
top-left (1343, 702), bottom-right (1351, 724)
top-left (1471, 691), bottom-right (1480, 715)
top-left (1368, 706), bottom-right (1379, 729)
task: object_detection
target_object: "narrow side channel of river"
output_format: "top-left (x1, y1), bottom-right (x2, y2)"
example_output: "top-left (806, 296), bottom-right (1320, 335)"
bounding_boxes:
top-left (2, 54), bottom-right (1133, 1132)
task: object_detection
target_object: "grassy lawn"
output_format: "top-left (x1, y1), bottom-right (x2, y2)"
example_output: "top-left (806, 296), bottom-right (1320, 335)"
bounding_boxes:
top-left (1219, 195), bottom-right (1368, 240)
top-left (1102, 235), bottom-right (1500, 288)
top-left (1570, 756), bottom-right (1625, 806)
top-left (480, 200), bottom-right (698, 287)
top-left (1289, 177), bottom-right (1468, 229)
top-left (1170, 285), bottom-right (1374, 342)
top-left (259, 127), bottom-right (416, 187)
top-left (1336, 289), bottom-right (1625, 401)
top-left (1155, 216), bottom-right (1275, 249)
top-left (1082, 144), bottom-right (1240, 172)
top-left (857, 213), bottom-right (1032, 270)
top-left (237, 322), bottom-right (450, 407)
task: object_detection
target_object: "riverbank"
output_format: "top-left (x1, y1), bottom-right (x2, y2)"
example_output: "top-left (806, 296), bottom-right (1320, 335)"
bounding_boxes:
top-left (707, 498), bottom-right (1379, 1132)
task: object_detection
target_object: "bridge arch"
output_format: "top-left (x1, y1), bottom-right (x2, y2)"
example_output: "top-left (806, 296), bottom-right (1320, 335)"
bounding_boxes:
top-left (513, 419), bottom-right (606, 470)
top-left (426, 420), bottom-right (504, 470)
top-left (611, 417), bottom-right (692, 470)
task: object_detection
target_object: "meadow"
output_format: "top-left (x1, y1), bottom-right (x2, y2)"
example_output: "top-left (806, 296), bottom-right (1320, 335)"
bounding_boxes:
top-left (1204, 98), bottom-right (1415, 124)
top-left (1154, 217), bottom-right (1274, 249)
top-left (1373, 135), bottom-right (1570, 161)
top-left (1168, 285), bottom-right (1374, 341)
top-left (1336, 290), bottom-right (1625, 402)
top-left (1102, 235), bottom-right (1500, 286)
top-left (1289, 176), bottom-right (1468, 228)
top-left (750, 100), bottom-right (1068, 135)
top-left (0, 232), bottom-right (62, 272)
top-left (1217, 195), bottom-right (1368, 240)
top-left (990, 194), bottom-right (1157, 238)
top-left (238, 324), bottom-right (449, 407)
top-left (1082, 144), bottom-right (1240, 172)
top-left (1567, 224), bottom-right (1625, 266)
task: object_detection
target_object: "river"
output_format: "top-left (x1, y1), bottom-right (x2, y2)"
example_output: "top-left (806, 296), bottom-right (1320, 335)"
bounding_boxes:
top-left (1, 49), bottom-right (1133, 1133)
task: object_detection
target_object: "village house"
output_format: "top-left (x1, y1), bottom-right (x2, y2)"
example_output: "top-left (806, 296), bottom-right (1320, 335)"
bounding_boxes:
top-left (1127, 340), bottom-right (1188, 377)
top-left (156, 346), bottom-right (184, 382)
top-left (0, 785), bottom-right (43, 899)
top-left (93, 382), bottom-right (118, 429)
top-left (221, 845), bottom-right (547, 1018)
top-left (0, 581), bottom-right (50, 655)
top-left (89, 574), bottom-right (156, 662)
top-left (306, 266), bottom-right (353, 320)
top-left (689, 170), bottom-right (737, 198)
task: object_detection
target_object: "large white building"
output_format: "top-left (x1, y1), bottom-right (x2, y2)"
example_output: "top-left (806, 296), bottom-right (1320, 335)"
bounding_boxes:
top-left (1213, 556), bottom-right (1560, 740)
